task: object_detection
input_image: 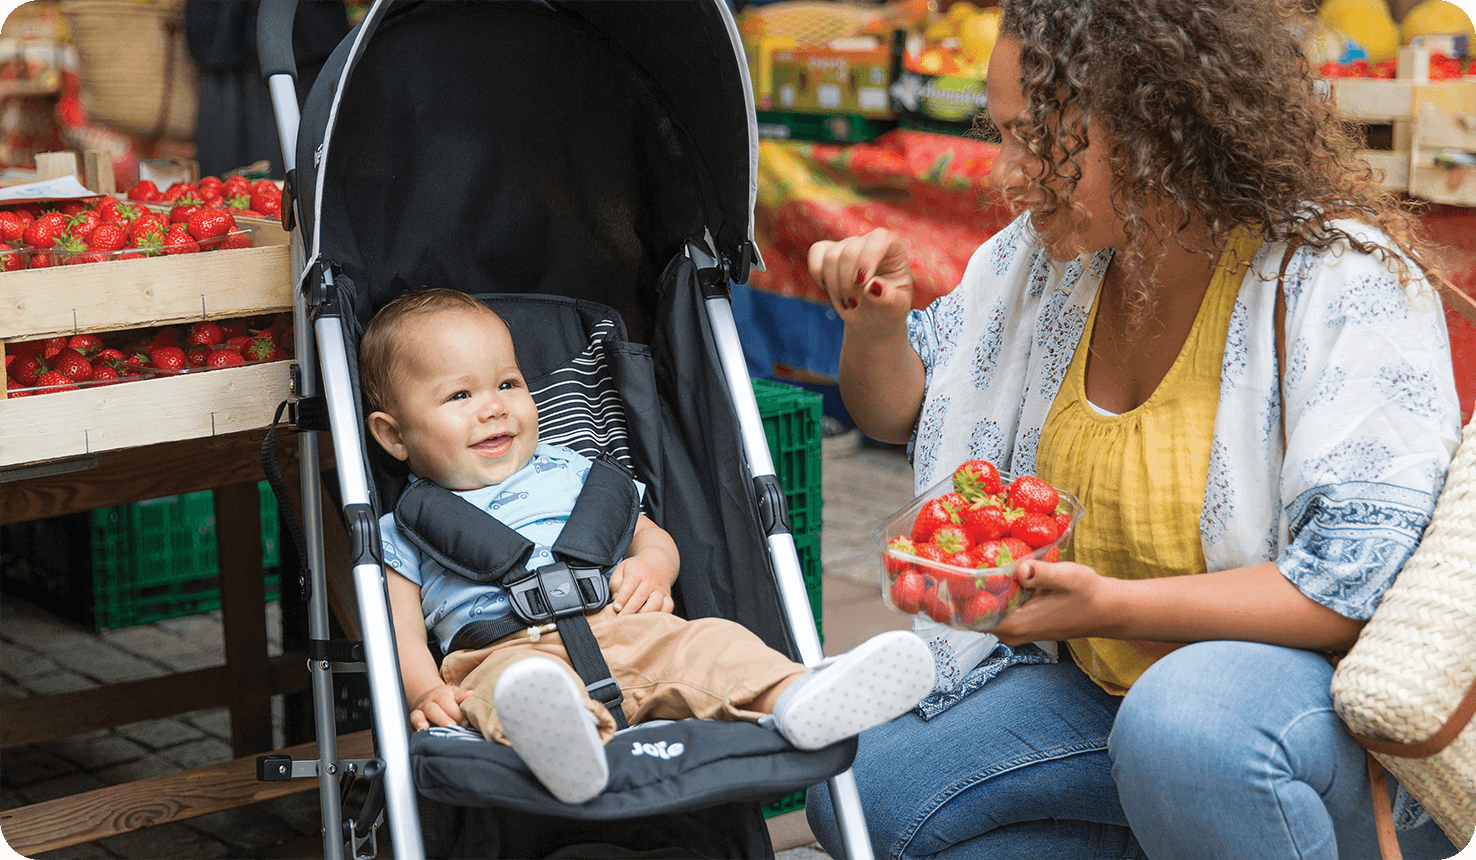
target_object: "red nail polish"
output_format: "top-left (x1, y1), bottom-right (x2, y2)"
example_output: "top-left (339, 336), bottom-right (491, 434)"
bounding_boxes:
top-left (868, 280), bottom-right (883, 297)
top-left (855, 269), bottom-right (868, 285)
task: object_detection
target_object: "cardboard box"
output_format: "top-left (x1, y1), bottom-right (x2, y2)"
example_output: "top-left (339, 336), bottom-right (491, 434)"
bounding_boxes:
top-left (769, 45), bottom-right (896, 118)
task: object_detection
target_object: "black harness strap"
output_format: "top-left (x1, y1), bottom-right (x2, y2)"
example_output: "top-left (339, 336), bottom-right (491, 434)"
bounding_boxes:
top-left (394, 456), bottom-right (641, 729)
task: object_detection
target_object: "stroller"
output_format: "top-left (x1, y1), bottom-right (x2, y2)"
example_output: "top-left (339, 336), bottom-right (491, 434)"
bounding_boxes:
top-left (254, 2), bottom-right (887, 858)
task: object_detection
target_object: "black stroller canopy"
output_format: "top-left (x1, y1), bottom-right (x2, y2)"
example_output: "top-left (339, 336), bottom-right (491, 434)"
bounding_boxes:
top-left (294, 0), bottom-right (759, 340)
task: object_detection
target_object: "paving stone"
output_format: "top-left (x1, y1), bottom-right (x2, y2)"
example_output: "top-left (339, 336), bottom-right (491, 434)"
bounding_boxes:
top-left (182, 708), bottom-right (231, 741)
top-left (0, 647), bottom-right (62, 679)
top-left (115, 718), bottom-right (205, 751)
top-left (97, 821), bottom-right (238, 860)
top-left (48, 735), bottom-right (148, 771)
top-left (151, 614), bottom-right (223, 655)
top-left (17, 770), bottom-right (109, 804)
top-left (186, 804), bottom-right (306, 853)
top-left (28, 838), bottom-right (115, 859)
top-left (99, 626), bottom-right (217, 672)
top-left (0, 746), bottom-right (79, 788)
top-left (155, 737), bottom-right (233, 771)
top-left (19, 670), bottom-right (99, 697)
top-left (46, 640), bottom-right (168, 684)
top-left (92, 754), bottom-right (176, 786)
top-left (0, 677), bottom-right (31, 703)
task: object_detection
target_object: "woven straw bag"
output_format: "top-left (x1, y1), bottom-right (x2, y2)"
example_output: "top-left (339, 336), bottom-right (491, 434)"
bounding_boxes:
top-left (1329, 280), bottom-right (1476, 854)
top-left (61, 0), bottom-right (197, 143)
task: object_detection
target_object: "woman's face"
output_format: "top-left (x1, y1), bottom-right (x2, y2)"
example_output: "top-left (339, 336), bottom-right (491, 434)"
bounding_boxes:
top-left (987, 38), bottom-right (1125, 261)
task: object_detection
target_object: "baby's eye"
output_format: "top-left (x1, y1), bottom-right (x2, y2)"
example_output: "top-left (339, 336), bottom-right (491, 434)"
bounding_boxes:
top-left (498, 379), bottom-right (521, 391)
top-left (449, 390), bottom-right (470, 401)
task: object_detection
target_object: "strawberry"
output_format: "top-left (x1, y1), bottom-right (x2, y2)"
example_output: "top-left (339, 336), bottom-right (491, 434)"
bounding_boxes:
top-left (169, 195), bottom-right (204, 224)
top-left (161, 181), bottom-right (198, 203)
top-left (1006, 475), bottom-right (1059, 515)
top-left (0, 210), bottom-right (25, 242)
top-left (913, 542), bottom-right (953, 578)
top-left (41, 336), bottom-right (69, 358)
top-left (35, 370), bottom-right (78, 392)
top-left (186, 208), bottom-right (236, 249)
top-left (90, 365), bottom-right (122, 385)
top-left (888, 569), bottom-right (927, 614)
top-left (242, 336), bottom-right (279, 362)
top-left (1053, 510), bottom-right (1073, 536)
top-left (910, 497), bottom-right (956, 544)
top-left (184, 344), bottom-right (211, 368)
top-left (149, 346), bottom-right (187, 372)
top-left (220, 229), bottom-right (254, 250)
top-left (930, 523), bottom-right (973, 556)
top-left (971, 539), bottom-right (1013, 569)
top-left (250, 181), bottom-right (281, 216)
top-left (208, 348), bottom-right (247, 368)
top-left (58, 201), bottom-right (89, 216)
top-left (197, 175), bottom-right (223, 197)
top-left (186, 321), bottom-right (225, 346)
top-left (100, 199), bottom-right (143, 229)
top-left (67, 334), bottom-right (104, 359)
top-left (953, 459), bottom-right (1002, 500)
top-left (65, 209), bottom-right (100, 243)
top-left (999, 537), bottom-right (1034, 563)
top-left (884, 536), bottom-right (918, 575)
top-left (6, 380), bottom-right (32, 397)
top-left (163, 229), bottom-right (199, 255)
top-left (22, 212), bottom-right (69, 249)
top-left (88, 222), bottom-right (128, 253)
top-left (922, 585), bottom-right (955, 623)
top-left (960, 499), bottom-right (1007, 543)
top-left (960, 590), bottom-right (1002, 627)
top-left (1, 245), bottom-right (25, 271)
top-left (51, 348), bottom-right (93, 382)
top-left (9, 353), bottom-right (45, 385)
top-left (126, 179), bottom-right (159, 202)
top-left (222, 175), bottom-right (251, 198)
top-left (1009, 511), bottom-right (1060, 549)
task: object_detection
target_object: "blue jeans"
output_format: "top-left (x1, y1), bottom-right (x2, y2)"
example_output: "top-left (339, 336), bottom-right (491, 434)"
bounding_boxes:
top-left (806, 641), bottom-right (1459, 860)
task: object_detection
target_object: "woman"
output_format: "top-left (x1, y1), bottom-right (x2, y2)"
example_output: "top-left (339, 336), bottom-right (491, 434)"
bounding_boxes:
top-left (804, 0), bottom-right (1462, 857)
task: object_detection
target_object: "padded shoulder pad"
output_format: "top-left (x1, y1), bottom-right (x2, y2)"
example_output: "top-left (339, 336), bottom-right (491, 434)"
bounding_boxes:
top-left (553, 456), bottom-right (640, 569)
top-left (394, 478), bottom-right (533, 584)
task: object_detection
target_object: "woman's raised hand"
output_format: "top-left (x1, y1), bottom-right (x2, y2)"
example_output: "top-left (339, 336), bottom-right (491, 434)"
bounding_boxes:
top-left (808, 228), bottom-right (915, 333)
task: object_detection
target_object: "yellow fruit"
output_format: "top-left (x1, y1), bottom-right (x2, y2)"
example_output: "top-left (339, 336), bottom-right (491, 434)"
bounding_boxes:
top-left (957, 9), bottom-right (1001, 64)
top-left (1399, 0), bottom-right (1475, 45)
top-left (1320, 0), bottom-right (1399, 61)
top-left (946, 1), bottom-right (980, 22)
top-left (924, 18), bottom-right (956, 40)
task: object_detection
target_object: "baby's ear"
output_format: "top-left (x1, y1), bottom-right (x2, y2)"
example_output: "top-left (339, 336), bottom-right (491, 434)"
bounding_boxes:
top-left (367, 411), bottom-right (408, 461)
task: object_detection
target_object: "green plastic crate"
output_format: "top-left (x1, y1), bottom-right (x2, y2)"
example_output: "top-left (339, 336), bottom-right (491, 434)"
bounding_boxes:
top-left (0, 482), bottom-right (281, 630)
top-left (762, 787), bottom-right (808, 819)
top-left (793, 529), bottom-right (823, 641)
top-left (753, 379), bottom-right (824, 535)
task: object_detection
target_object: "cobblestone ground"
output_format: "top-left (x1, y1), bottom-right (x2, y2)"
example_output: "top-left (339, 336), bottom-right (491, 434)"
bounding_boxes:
top-left (1, 437), bottom-right (915, 859)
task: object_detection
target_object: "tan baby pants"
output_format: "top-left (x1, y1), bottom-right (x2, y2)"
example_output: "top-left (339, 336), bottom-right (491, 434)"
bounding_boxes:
top-left (439, 604), bottom-right (808, 744)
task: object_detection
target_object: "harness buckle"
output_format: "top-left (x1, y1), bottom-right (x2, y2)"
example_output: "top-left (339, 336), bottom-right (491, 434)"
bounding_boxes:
top-left (585, 677), bottom-right (624, 710)
top-left (506, 562), bottom-right (609, 624)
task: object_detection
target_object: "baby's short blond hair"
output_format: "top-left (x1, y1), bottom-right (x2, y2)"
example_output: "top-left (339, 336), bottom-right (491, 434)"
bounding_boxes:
top-left (360, 288), bottom-right (504, 413)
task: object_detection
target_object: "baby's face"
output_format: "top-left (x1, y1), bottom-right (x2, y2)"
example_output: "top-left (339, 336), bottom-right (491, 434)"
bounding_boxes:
top-left (372, 309), bottom-right (539, 490)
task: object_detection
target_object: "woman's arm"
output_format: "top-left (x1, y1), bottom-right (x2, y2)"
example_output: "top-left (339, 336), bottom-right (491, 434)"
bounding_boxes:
top-left (992, 560), bottom-right (1366, 652)
top-left (808, 228), bottom-right (928, 443)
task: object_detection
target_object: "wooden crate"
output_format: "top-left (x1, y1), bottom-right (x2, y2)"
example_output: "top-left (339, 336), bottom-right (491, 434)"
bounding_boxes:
top-left (1332, 46), bottom-right (1476, 207)
top-left (1, 231), bottom-right (295, 468)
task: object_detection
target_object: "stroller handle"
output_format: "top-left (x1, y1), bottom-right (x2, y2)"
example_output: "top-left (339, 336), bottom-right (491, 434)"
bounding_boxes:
top-left (257, 0), bottom-right (300, 82)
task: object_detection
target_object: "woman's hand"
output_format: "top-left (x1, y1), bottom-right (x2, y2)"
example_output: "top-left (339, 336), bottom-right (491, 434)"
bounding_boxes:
top-left (609, 555), bottom-right (677, 615)
top-left (989, 559), bottom-right (1119, 646)
top-left (409, 683), bottom-right (472, 731)
top-left (807, 228), bottom-right (915, 335)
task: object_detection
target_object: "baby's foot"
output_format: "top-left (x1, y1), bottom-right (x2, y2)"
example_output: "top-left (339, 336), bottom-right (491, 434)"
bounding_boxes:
top-left (770, 630), bottom-right (934, 750)
top-left (494, 657), bottom-right (609, 804)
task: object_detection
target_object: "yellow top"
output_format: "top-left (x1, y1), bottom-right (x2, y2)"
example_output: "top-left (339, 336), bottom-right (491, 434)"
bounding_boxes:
top-left (1036, 233), bottom-right (1261, 695)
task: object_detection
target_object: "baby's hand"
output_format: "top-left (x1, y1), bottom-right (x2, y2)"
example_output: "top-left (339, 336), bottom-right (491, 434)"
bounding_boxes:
top-left (409, 683), bottom-right (472, 731)
top-left (609, 555), bottom-right (676, 615)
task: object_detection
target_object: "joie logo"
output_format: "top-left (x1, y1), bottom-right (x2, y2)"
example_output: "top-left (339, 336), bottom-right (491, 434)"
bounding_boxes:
top-left (631, 740), bottom-right (684, 760)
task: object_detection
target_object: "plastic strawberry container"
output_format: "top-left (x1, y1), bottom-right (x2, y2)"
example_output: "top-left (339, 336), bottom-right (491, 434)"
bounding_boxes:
top-left (873, 468), bottom-right (1084, 632)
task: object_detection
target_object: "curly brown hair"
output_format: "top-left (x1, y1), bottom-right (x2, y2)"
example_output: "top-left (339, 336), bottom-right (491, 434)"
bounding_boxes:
top-left (990, 0), bottom-right (1444, 321)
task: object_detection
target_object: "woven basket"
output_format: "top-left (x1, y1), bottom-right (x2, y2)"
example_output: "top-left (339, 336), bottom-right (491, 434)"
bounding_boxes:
top-left (61, 0), bottom-right (196, 143)
top-left (1330, 411), bottom-right (1476, 850)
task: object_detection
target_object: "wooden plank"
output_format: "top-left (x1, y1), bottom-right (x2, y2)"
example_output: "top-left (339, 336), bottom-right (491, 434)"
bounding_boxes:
top-left (81, 151), bottom-right (115, 195)
top-left (0, 429), bottom-right (310, 524)
top-left (0, 360), bottom-right (293, 467)
top-left (1410, 163), bottom-right (1476, 207)
top-left (0, 243), bottom-right (290, 341)
top-left (33, 151), bottom-right (77, 182)
top-left (0, 729), bottom-right (375, 855)
top-left (1359, 150), bottom-right (1411, 190)
top-left (216, 482), bottom-right (275, 758)
top-left (0, 655), bottom-right (308, 748)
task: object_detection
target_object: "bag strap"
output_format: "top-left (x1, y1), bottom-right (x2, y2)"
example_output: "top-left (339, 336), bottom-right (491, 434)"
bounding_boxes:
top-left (1367, 755), bottom-right (1404, 860)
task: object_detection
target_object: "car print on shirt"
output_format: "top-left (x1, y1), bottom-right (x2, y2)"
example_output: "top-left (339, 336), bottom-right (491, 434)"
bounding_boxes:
top-left (488, 490), bottom-right (530, 511)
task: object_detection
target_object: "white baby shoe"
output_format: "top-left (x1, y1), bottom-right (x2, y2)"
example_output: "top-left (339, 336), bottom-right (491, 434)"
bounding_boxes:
top-left (494, 656), bottom-right (609, 804)
top-left (769, 629), bottom-right (935, 750)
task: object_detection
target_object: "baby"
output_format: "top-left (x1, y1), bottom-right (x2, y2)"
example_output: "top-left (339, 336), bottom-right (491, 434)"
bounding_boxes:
top-left (361, 288), bottom-right (934, 804)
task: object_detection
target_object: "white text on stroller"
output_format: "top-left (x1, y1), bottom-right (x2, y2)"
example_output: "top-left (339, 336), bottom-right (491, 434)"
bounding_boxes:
top-left (631, 741), bottom-right (684, 760)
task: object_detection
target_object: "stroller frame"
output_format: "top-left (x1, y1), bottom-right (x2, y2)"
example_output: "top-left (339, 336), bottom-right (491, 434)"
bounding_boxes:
top-left (256, 2), bottom-right (879, 858)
